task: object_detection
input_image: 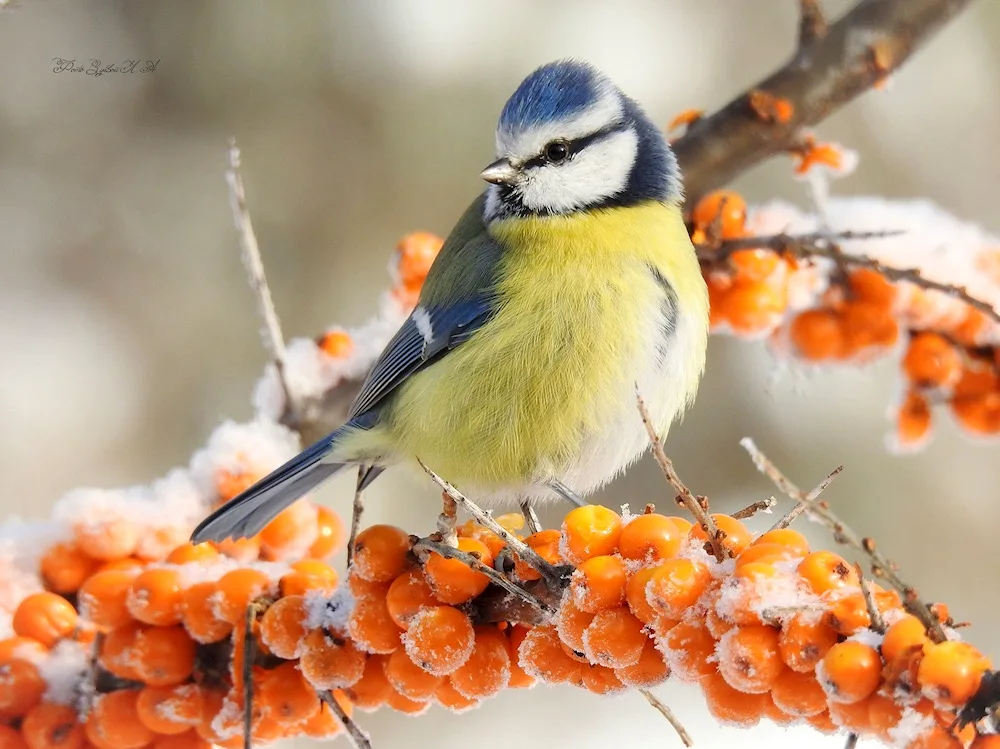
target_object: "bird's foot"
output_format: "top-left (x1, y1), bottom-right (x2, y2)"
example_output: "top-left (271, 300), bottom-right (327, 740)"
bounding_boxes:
top-left (547, 478), bottom-right (587, 507)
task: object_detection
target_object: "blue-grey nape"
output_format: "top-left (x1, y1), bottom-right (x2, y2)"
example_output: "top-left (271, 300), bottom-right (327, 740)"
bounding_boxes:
top-left (499, 60), bottom-right (607, 134)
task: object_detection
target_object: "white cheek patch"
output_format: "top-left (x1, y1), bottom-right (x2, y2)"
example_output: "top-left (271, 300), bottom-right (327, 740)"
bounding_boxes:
top-left (517, 128), bottom-right (639, 214)
top-left (412, 306), bottom-right (434, 345)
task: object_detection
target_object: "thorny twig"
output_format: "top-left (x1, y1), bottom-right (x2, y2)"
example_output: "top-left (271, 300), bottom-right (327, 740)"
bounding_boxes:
top-left (771, 466), bottom-right (843, 530)
top-left (319, 691), bottom-right (372, 749)
top-left (640, 689), bottom-right (694, 747)
top-left (637, 390), bottom-right (727, 562)
top-left (741, 438), bottom-right (947, 642)
top-left (226, 140), bottom-right (293, 412)
top-left (856, 564), bottom-right (887, 633)
top-left (437, 492), bottom-right (459, 547)
top-left (731, 497), bottom-right (777, 520)
top-left (346, 466), bottom-right (368, 569)
top-left (413, 537), bottom-right (555, 617)
top-left (798, 0), bottom-right (829, 46)
top-left (242, 601), bottom-right (259, 749)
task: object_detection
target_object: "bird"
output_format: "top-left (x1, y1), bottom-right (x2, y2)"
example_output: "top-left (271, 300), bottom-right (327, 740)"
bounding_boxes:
top-left (191, 59), bottom-right (710, 545)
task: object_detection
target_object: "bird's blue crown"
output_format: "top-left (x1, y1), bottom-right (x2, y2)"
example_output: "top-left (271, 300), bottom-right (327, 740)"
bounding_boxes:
top-left (498, 60), bottom-right (610, 134)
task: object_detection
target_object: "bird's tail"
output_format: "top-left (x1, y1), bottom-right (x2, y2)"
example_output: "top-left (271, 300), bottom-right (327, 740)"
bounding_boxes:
top-left (190, 427), bottom-right (352, 544)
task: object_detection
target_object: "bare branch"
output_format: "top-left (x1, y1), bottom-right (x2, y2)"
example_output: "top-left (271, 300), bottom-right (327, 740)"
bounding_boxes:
top-left (640, 689), bottom-right (694, 747)
top-left (856, 565), bottom-right (887, 633)
top-left (673, 0), bottom-right (977, 207)
top-left (732, 497), bottom-right (777, 520)
top-left (798, 0), bottom-right (829, 46)
top-left (346, 466), bottom-right (367, 569)
top-left (436, 492), bottom-right (459, 547)
top-left (319, 691), bottom-right (372, 749)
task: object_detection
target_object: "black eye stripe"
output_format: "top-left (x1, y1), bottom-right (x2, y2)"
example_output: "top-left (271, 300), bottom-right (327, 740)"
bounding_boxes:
top-left (522, 122), bottom-right (628, 169)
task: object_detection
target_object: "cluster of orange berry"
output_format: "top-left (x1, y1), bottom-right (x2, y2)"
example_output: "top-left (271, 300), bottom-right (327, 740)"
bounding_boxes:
top-left (692, 189), bottom-right (1000, 448)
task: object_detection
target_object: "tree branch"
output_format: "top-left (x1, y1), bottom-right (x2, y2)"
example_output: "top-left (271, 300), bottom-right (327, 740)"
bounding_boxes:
top-left (673, 0), bottom-right (976, 207)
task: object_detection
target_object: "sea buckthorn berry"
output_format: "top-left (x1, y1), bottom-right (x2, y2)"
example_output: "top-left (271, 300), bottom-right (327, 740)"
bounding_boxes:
top-left (22, 702), bottom-right (84, 749)
top-left (213, 469), bottom-right (256, 502)
top-left (423, 537), bottom-right (493, 604)
top-left (213, 569), bottom-right (271, 625)
top-left (730, 249), bottom-right (783, 282)
top-left (867, 693), bottom-right (903, 740)
top-left (402, 606), bottom-right (474, 676)
top-left (718, 281), bottom-right (786, 335)
top-left (86, 690), bottom-right (154, 749)
top-left (646, 558), bottom-right (712, 619)
top-left (898, 390), bottom-right (933, 446)
top-left (580, 664), bottom-right (626, 695)
top-left (570, 555), bottom-right (627, 613)
top-left (560, 506), bottom-right (622, 565)
top-left (716, 625), bottom-right (784, 694)
top-left (779, 614), bottom-right (839, 673)
top-left (395, 232), bottom-right (443, 289)
top-left (450, 626), bottom-right (511, 700)
top-left (135, 685), bottom-right (204, 735)
top-left (506, 625), bottom-right (536, 689)
top-left (344, 654), bottom-right (392, 711)
top-left (691, 514), bottom-right (752, 557)
top-left (39, 542), bottom-right (98, 594)
top-left (75, 520), bottom-right (140, 561)
top-left (384, 648), bottom-right (443, 701)
top-left (12, 593), bottom-right (78, 648)
top-left (128, 568), bottom-right (184, 626)
top-left (614, 638), bottom-right (670, 688)
top-left (0, 726), bottom-right (28, 749)
top-left (556, 599), bottom-right (595, 655)
top-left (165, 542), bottom-right (220, 565)
top-left (904, 332), bottom-right (962, 388)
top-left (0, 658), bottom-right (46, 717)
top-left (752, 528), bottom-right (810, 554)
top-left (820, 640), bottom-right (882, 703)
top-left (582, 607), bottom-right (647, 669)
top-left (827, 695), bottom-right (874, 733)
top-left (842, 300), bottom-right (899, 353)
top-left (790, 309), bottom-right (846, 360)
top-left (180, 582), bottom-right (231, 644)
top-left (348, 583), bottom-right (401, 655)
top-left (624, 566), bottom-right (659, 625)
top-left (848, 268), bottom-right (896, 307)
top-left (386, 568), bottom-right (438, 630)
top-left (256, 662), bottom-right (321, 726)
top-left (214, 535), bottom-right (261, 563)
top-left (385, 689), bottom-right (430, 716)
top-left (279, 559), bottom-right (339, 597)
top-left (299, 629), bottom-right (366, 690)
top-left (435, 679), bottom-right (479, 712)
top-left (918, 641), bottom-right (991, 707)
top-left (260, 502), bottom-right (317, 559)
top-left (618, 514), bottom-right (681, 565)
top-left (513, 530), bottom-right (562, 581)
top-left (300, 692), bottom-right (351, 740)
top-left (951, 392), bottom-right (1000, 435)
top-left (691, 190), bottom-right (747, 240)
top-left (517, 625), bottom-right (584, 684)
top-left (133, 625), bottom-right (196, 687)
top-left (77, 569), bottom-right (136, 632)
top-left (0, 637), bottom-right (47, 663)
top-left (769, 668), bottom-right (826, 716)
top-left (721, 560), bottom-right (783, 626)
top-left (700, 671), bottom-right (769, 727)
top-left (98, 622), bottom-right (143, 681)
top-left (658, 622), bottom-right (717, 681)
top-left (666, 516), bottom-right (694, 536)
top-left (971, 737), bottom-right (1000, 749)
top-left (798, 550), bottom-right (859, 594)
top-left (309, 506), bottom-right (346, 559)
top-left (735, 542), bottom-right (799, 568)
top-left (317, 329), bottom-right (353, 359)
top-left (259, 595), bottom-right (309, 659)
top-left (806, 710), bottom-right (839, 735)
top-left (457, 521), bottom-right (506, 559)
top-left (351, 525), bottom-right (412, 583)
top-left (763, 695), bottom-right (797, 726)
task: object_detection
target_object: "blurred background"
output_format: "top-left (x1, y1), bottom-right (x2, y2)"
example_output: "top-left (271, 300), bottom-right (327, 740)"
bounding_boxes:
top-left (2, 1), bottom-right (999, 747)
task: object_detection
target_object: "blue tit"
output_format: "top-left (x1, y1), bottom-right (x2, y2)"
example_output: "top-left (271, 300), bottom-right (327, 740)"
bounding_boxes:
top-left (192, 59), bottom-right (709, 544)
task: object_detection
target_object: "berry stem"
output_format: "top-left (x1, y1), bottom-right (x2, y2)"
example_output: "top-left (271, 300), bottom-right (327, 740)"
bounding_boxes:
top-left (640, 689), bottom-right (694, 747)
top-left (319, 690), bottom-right (372, 749)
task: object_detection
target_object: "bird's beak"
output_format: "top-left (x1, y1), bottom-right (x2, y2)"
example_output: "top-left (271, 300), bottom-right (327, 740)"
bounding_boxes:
top-left (480, 158), bottom-right (518, 186)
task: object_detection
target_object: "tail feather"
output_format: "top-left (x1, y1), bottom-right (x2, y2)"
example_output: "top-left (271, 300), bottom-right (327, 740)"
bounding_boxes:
top-left (190, 432), bottom-right (351, 544)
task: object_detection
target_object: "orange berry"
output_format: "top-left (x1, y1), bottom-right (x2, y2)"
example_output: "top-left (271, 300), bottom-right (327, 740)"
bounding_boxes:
top-left (213, 469), bottom-right (256, 502)
top-left (849, 268), bottom-right (896, 307)
top-left (763, 695), bottom-right (797, 726)
top-left (614, 637), bottom-right (670, 688)
top-left (730, 249), bottom-right (782, 282)
top-left (790, 309), bottom-right (846, 360)
top-left (449, 626), bottom-right (510, 699)
top-left (659, 621), bottom-right (716, 681)
top-left (309, 506), bottom-right (346, 559)
top-left (385, 568), bottom-right (438, 630)
top-left (866, 692), bottom-right (903, 740)
top-left (721, 560), bottom-right (782, 626)
top-left (299, 628), bottom-right (366, 690)
top-left (718, 281), bottom-right (786, 335)
top-left (402, 606), bottom-right (474, 676)
top-left (213, 568), bottom-right (272, 625)
top-left (348, 582), bottom-right (401, 655)
top-left (517, 625), bottom-right (585, 684)
top-left (570, 555), bottom-right (626, 613)
top-left (513, 529), bottom-right (562, 581)
top-left (133, 625), bottom-right (196, 687)
top-left (98, 622), bottom-right (143, 681)
top-left (735, 542), bottom-right (800, 568)
top-left (769, 668), bottom-right (826, 716)
top-left (618, 514), bottom-right (681, 565)
top-left (39, 542), bottom-right (98, 595)
top-left (692, 190), bottom-right (747, 239)
top-left (344, 654), bottom-right (392, 711)
top-left (504, 625), bottom-right (536, 690)
top-left (842, 299), bottom-right (899, 352)
top-left (423, 538), bottom-right (492, 604)
top-left (152, 731), bottom-right (213, 749)
top-left (825, 589), bottom-right (899, 636)
top-left (797, 550), bottom-right (859, 594)
top-left (904, 332), bottom-right (962, 388)
top-left (556, 599), bottom-right (594, 657)
top-left (299, 692), bottom-right (350, 740)
top-left (22, 702), bottom-right (84, 749)
top-left (385, 688), bottom-right (430, 715)
top-left (646, 558), bottom-right (712, 619)
top-left (625, 566), bottom-right (659, 625)
top-left (779, 614), bottom-right (839, 673)
top-left (395, 232), bottom-right (443, 288)
top-left (951, 391), bottom-right (1000, 435)
top-left (666, 516), bottom-right (694, 535)
top-left (918, 641), bottom-right (991, 707)
top-left (0, 637), bottom-right (47, 663)
top-left (752, 528), bottom-right (810, 554)
top-left (689, 514), bottom-right (752, 557)
top-left (582, 607), bottom-right (647, 669)
top-left (165, 543), bottom-right (220, 565)
top-left (0, 726), bottom-right (29, 749)
top-left (12, 593), bottom-right (78, 649)
top-left (384, 648), bottom-right (443, 701)
top-left (127, 568), bottom-right (183, 626)
top-left (317, 329), bottom-right (354, 359)
top-left (213, 535), bottom-right (261, 563)
top-left (827, 694), bottom-right (874, 733)
top-left (700, 670), bottom-right (769, 727)
top-left (716, 625), bottom-right (784, 693)
top-left (282, 559), bottom-right (339, 597)
top-left (86, 690), bottom-right (154, 749)
top-left (806, 710), bottom-right (839, 735)
top-left (0, 658), bottom-right (46, 717)
top-left (75, 520), bottom-right (140, 561)
top-left (971, 737), bottom-right (1000, 749)
top-left (256, 662), bottom-right (321, 726)
top-left (259, 595), bottom-right (308, 659)
top-left (79, 569), bottom-right (139, 633)
top-left (560, 506), bottom-right (622, 565)
top-left (435, 679), bottom-right (479, 712)
top-left (898, 390), bottom-right (933, 446)
top-left (579, 663), bottom-right (626, 695)
top-left (820, 640), bottom-right (882, 703)
top-left (456, 522), bottom-right (506, 560)
top-left (179, 582), bottom-right (231, 644)
top-left (260, 502), bottom-right (316, 559)
top-left (135, 684), bottom-right (203, 735)
top-left (351, 525), bottom-right (411, 583)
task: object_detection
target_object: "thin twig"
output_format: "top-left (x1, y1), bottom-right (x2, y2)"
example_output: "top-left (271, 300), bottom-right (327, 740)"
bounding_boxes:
top-left (771, 466), bottom-right (843, 530)
top-left (347, 465), bottom-right (367, 568)
top-left (731, 497), bottom-right (777, 520)
top-left (856, 564), bottom-right (887, 633)
top-left (640, 689), bottom-right (694, 747)
top-left (437, 491), bottom-right (458, 547)
top-left (844, 733), bottom-right (859, 749)
top-left (242, 602), bottom-right (257, 749)
top-left (636, 390), bottom-right (727, 562)
top-left (519, 499), bottom-right (543, 535)
top-left (741, 438), bottom-right (947, 642)
top-left (413, 538), bottom-right (555, 617)
top-left (798, 0), bottom-right (828, 47)
top-left (226, 139), bottom-right (293, 410)
top-left (319, 691), bottom-right (372, 749)
top-left (418, 460), bottom-right (567, 590)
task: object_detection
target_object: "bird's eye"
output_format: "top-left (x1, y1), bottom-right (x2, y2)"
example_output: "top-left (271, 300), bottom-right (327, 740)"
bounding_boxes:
top-left (543, 141), bottom-right (570, 163)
